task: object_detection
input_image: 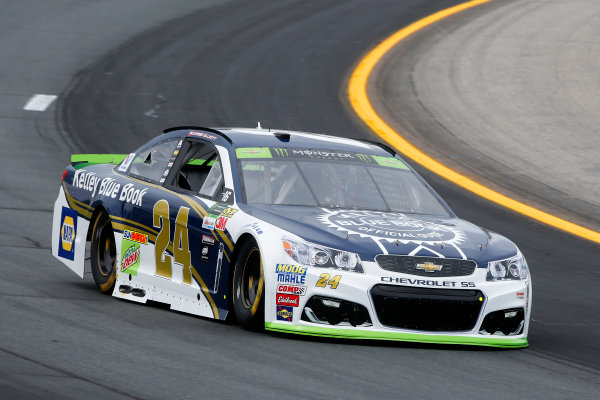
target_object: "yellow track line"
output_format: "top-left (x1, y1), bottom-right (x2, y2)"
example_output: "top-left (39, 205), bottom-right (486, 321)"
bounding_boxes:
top-left (348, 0), bottom-right (600, 245)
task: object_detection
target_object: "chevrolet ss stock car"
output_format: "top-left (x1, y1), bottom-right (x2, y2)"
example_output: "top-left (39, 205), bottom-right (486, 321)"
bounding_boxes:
top-left (52, 125), bottom-right (531, 347)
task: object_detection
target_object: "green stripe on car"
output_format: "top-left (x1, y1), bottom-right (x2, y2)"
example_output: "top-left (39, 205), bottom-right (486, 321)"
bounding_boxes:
top-left (265, 323), bottom-right (528, 348)
top-left (235, 147), bottom-right (273, 159)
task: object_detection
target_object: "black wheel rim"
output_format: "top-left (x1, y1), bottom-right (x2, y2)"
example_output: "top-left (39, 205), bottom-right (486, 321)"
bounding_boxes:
top-left (96, 220), bottom-right (116, 277)
top-left (240, 248), bottom-right (262, 310)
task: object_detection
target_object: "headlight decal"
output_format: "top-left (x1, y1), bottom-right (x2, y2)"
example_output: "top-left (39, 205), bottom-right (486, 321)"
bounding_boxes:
top-left (487, 251), bottom-right (528, 281)
top-left (282, 237), bottom-right (364, 273)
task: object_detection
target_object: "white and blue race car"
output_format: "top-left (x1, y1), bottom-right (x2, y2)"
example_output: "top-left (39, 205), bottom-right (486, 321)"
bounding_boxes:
top-left (52, 126), bottom-right (531, 347)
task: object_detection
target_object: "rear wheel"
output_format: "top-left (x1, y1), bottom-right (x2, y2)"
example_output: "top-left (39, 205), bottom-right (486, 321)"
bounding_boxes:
top-left (90, 211), bottom-right (117, 294)
top-left (233, 238), bottom-right (264, 330)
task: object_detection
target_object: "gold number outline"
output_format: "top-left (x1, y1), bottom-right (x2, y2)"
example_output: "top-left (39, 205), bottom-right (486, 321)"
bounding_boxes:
top-left (153, 200), bottom-right (192, 284)
top-left (316, 273), bottom-right (341, 289)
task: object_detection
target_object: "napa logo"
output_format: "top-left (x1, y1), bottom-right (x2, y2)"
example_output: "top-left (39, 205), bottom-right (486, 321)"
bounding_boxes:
top-left (58, 207), bottom-right (78, 261)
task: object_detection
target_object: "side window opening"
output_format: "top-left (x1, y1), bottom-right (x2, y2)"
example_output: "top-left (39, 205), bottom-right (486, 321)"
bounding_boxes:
top-left (128, 140), bottom-right (179, 182)
top-left (175, 141), bottom-right (223, 198)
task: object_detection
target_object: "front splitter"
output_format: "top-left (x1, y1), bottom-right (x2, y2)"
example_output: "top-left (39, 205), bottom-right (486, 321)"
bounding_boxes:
top-left (265, 323), bottom-right (528, 348)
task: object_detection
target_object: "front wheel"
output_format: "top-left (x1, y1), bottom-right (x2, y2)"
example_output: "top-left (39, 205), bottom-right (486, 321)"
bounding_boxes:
top-left (233, 238), bottom-right (265, 330)
top-left (90, 211), bottom-right (117, 294)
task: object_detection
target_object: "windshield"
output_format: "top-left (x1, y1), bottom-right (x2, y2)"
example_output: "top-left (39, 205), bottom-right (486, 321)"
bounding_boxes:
top-left (237, 148), bottom-right (450, 216)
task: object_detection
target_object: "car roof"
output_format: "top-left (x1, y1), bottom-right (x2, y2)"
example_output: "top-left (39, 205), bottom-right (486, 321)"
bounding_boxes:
top-left (156, 126), bottom-right (395, 157)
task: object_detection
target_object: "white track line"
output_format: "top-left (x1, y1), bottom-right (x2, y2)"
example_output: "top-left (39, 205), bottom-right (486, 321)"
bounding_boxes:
top-left (23, 94), bottom-right (57, 111)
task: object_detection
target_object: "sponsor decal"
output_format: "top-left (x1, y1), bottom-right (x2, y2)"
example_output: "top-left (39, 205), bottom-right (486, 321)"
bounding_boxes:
top-left (381, 276), bottom-right (475, 288)
top-left (201, 245), bottom-right (210, 262)
top-left (215, 216), bottom-right (228, 231)
top-left (516, 291), bottom-right (525, 299)
top-left (72, 170), bottom-right (148, 206)
top-left (202, 215), bottom-right (216, 230)
top-left (118, 153), bottom-right (136, 172)
top-left (96, 178), bottom-right (121, 199)
top-left (276, 305), bottom-right (294, 322)
top-left (235, 147), bottom-right (273, 159)
top-left (276, 264), bottom-right (307, 284)
top-left (272, 148), bottom-right (289, 157)
top-left (276, 264), bottom-right (307, 274)
top-left (214, 242), bottom-right (224, 292)
top-left (220, 189), bottom-right (233, 204)
top-left (72, 169), bottom-right (101, 193)
top-left (118, 183), bottom-right (147, 206)
top-left (208, 203), bottom-right (227, 217)
top-left (208, 203), bottom-right (237, 218)
top-left (58, 207), bottom-right (77, 261)
top-left (202, 234), bottom-right (215, 246)
top-left (318, 210), bottom-right (464, 244)
top-left (235, 147), bottom-right (406, 169)
top-left (276, 293), bottom-right (300, 307)
top-left (287, 148), bottom-right (355, 160)
top-left (249, 222), bottom-right (263, 235)
top-left (289, 149), bottom-right (355, 160)
top-left (220, 207), bottom-right (238, 218)
top-left (188, 131), bottom-right (218, 140)
top-left (277, 284), bottom-right (307, 296)
top-left (123, 229), bottom-right (148, 245)
top-left (416, 262), bottom-right (443, 273)
top-left (277, 274), bottom-right (306, 284)
top-left (371, 155), bottom-right (408, 170)
top-left (121, 240), bottom-right (141, 275)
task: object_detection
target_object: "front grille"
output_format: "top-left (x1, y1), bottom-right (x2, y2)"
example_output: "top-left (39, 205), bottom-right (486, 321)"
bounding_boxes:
top-left (370, 284), bottom-right (484, 331)
top-left (375, 255), bottom-right (476, 277)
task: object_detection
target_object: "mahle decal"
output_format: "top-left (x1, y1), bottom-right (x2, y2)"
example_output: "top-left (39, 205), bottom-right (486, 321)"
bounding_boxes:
top-left (276, 264), bottom-right (307, 284)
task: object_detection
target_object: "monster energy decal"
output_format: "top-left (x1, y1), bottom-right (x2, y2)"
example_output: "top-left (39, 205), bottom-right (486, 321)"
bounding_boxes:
top-left (272, 148), bottom-right (289, 157)
top-left (236, 147), bottom-right (408, 168)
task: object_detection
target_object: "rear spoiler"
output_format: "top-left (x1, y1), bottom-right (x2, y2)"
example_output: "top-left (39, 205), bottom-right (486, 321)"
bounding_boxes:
top-left (70, 154), bottom-right (128, 170)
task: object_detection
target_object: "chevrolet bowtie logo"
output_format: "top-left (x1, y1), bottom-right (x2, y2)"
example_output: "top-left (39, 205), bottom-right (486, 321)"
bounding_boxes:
top-left (416, 262), bottom-right (443, 272)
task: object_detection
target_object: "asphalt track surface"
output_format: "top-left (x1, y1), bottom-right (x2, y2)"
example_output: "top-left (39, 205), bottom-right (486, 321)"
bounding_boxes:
top-left (1, 1), bottom-right (598, 399)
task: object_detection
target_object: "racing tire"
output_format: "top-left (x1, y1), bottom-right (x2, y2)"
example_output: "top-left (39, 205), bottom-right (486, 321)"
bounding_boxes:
top-left (233, 238), bottom-right (265, 330)
top-left (90, 211), bottom-right (117, 294)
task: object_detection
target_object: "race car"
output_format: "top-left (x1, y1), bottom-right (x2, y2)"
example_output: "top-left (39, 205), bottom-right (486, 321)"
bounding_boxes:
top-left (52, 125), bottom-right (531, 347)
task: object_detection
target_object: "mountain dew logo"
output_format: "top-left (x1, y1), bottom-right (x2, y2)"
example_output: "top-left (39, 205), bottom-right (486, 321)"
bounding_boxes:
top-left (121, 240), bottom-right (141, 275)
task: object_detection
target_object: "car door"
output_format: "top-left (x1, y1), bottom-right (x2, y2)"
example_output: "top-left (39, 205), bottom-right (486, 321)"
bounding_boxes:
top-left (163, 137), bottom-right (235, 298)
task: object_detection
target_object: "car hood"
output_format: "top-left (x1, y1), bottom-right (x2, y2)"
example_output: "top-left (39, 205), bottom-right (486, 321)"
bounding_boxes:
top-left (240, 204), bottom-right (518, 266)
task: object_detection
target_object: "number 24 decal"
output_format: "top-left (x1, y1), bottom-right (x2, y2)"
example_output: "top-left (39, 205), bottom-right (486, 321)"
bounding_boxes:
top-left (316, 273), bottom-right (341, 289)
top-left (153, 199), bottom-right (192, 285)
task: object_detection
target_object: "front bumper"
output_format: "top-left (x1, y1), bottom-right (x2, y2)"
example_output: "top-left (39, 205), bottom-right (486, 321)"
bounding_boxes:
top-left (266, 260), bottom-right (531, 348)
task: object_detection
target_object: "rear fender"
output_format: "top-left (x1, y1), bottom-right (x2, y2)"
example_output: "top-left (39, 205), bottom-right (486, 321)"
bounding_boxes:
top-left (52, 186), bottom-right (90, 278)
